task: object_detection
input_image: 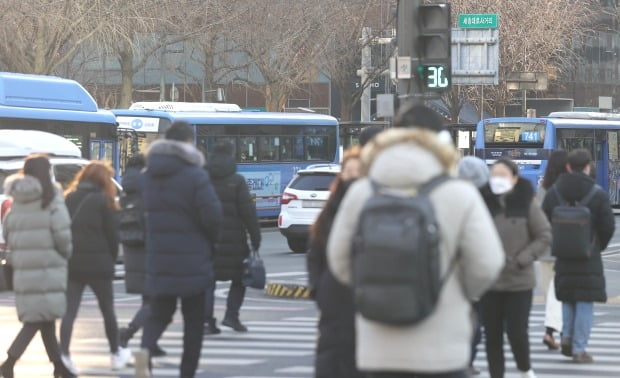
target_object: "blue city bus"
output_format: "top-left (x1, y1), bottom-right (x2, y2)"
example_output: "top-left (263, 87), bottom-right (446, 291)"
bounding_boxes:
top-left (112, 102), bottom-right (340, 218)
top-left (475, 114), bottom-right (620, 205)
top-left (0, 72), bottom-right (119, 173)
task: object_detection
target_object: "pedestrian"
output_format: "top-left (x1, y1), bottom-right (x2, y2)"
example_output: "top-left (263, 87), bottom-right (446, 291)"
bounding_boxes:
top-left (327, 104), bottom-right (505, 378)
top-left (542, 149), bottom-right (615, 363)
top-left (135, 121), bottom-right (222, 378)
top-left (117, 154), bottom-right (166, 357)
top-left (358, 125), bottom-right (383, 147)
top-left (537, 150), bottom-right (568, 350)
top-left (0, 154), bottom-right (75, 378)
top-left (479, 158), bottom-right (551, 378)
top-left (307, 145), bottom-right (363, 378)
top-left (203, 141), bottom-right (261, 334)
top-left (60, 161), bottom-right (131, 372)
top-left (456, 155), bottom-right (490, 376)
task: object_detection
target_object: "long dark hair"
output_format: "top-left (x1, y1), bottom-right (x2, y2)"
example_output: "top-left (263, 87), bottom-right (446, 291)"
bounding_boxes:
top-left (22, 154), bottom-right (55, 209)
top-left (310, 147), bottom-right (361, 248)
top-left (542, 150), bottom-right (568, 189)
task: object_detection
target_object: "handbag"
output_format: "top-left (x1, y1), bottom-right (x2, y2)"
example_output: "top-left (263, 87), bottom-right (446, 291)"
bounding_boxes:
top-left (118, 203), bottom-right (145, 247)
top-left (242, 248), bottom-right (266, 290)
top-left (0, 249), bottom-right (13, 292)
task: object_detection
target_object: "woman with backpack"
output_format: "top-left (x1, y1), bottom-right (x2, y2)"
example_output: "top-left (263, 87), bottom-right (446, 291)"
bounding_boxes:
top-left (203, 141), bottom-right (261, 334)
top-left (480, 158), bottom-right (551, 378)
top-left (307, 146), bottom-right (363, 378)
top-left (0, 155), bottom-right (75, 378)
top-left (536, 150), bottom-right (568, 350)
top-left (60, 162), bottom-right (131, 372)
top-left (117, 154), bottom-right (166, 356)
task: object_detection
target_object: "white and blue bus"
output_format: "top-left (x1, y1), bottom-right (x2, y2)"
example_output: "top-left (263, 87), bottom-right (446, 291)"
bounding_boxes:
top-left (112, 102), bottom-right (340, 218)
top-left (475, 113), bottom-right (620, 205)
top-left (0, 72), bottom-right (119, 173)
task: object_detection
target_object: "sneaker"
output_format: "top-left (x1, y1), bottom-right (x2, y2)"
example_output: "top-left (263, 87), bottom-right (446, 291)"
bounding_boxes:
top-left (222, 317), bottom-right (248, 332)
top-left (111, 347), bottom-right (132, 370)
top-left (151, 345), bottom-right (167, 357)
top-left (119, 327), bottom-right (133, 348)
top-left (60, 354), bottom-right (78, 375)
top-left (560, 338), bottom-right (573, 357)
top-left (573, 352), bottom-right (594, 363)
top-left (134, 349), bottom-right (151, 378)
top-left (520, 369), bottom-right (537, 378)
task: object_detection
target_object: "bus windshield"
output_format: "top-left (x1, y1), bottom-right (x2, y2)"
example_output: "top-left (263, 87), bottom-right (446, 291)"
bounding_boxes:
top-left (484, 122), bottom-right (546, 145)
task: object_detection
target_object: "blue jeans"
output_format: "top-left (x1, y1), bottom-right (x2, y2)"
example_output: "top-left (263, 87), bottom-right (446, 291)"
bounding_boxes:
top-left (562, 301), bottom-right (594, 355)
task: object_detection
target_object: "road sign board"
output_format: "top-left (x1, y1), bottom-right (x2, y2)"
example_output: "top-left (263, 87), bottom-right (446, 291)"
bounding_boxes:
top-left (451, 28), bottom-right (500, 85)
top-left (458, 14), bottom-right (498, 29)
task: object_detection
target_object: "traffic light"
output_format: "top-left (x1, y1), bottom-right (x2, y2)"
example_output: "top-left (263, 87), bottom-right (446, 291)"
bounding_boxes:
top-left (416, 3), bottom-right (451, 91)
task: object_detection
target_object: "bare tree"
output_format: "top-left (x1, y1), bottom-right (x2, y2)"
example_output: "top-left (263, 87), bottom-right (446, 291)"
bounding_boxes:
top-left (227, 1), bottom-right (333, 111)
top-left (319, 0), bottom-right (395, 121)
top-left (0, 0), bottom-right (108, 74)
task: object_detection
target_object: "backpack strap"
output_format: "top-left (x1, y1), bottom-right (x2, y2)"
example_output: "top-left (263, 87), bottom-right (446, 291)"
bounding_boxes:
top-left (578, 185), bottom-right (599, 207)
top-left (418, 174), bottom-right (452, 196)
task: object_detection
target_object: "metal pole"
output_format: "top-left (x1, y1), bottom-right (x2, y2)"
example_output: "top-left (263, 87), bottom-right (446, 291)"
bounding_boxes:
top-left (361, 27), bottom-right (372, 122)
top-left (523, 89), bottom-right (527, 117)
top-left (159, 47), bottom-right (166, 102)
top-left (480, 85), bottom-right (484, 120)
top-left (396, 0), bottom-right (422, 104)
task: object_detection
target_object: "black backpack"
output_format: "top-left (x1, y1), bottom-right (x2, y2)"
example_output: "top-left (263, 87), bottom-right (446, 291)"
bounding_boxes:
top-left (118, 195), bottom-right (145, 247)
top-left (550, 185), bottom-right (599, 259)
top-left (352, 175), bottom-right (458, 326)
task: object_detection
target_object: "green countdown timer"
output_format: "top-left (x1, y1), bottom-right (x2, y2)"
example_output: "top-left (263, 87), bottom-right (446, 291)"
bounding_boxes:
top-left (417, 65), bottom-right (451, 90)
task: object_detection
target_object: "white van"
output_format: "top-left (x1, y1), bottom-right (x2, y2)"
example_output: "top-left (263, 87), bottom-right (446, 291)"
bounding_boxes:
top-left (0, 130), bottom-right (99, 250)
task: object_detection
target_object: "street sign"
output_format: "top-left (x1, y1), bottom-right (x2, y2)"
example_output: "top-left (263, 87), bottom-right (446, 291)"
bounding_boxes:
top-left (451, 28), bottom-right (499, 85)
top-left (458, 14), bottom-right (498, 29)
top-left (506, 72), bottom-right (548, 91)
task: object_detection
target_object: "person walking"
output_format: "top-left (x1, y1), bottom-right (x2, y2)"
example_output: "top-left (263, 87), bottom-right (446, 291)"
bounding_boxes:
top-left (307, 146), bottom-right (362, 378)
top-left (60, 161), bottom-right (131, 372)
top-left (456, 155), bottom-right (490, 376)
top-left (0, 155), bottom-right (75, 378)
top-left (479, 158), bottom-right (552, 378)
top-left (536, 150), bottom-right (568, 350)
top-left (117, 154), bottom-right (166, 356)
top-left (542, 149), bottom-right (615, 363)
top-left (204, 141), bottom-right (261, 334)
top-left (135, 121), bottom-right (222, 378)
top-left (327, 108), bottom-right (505, 378)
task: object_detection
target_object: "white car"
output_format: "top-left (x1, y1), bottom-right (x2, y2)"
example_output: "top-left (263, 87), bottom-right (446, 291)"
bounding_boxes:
top-left (278, 164), bottom-right (340, 253)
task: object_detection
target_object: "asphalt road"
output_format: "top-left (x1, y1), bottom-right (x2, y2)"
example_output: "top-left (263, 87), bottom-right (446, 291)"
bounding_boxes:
top-left (1, 225), bottom-right (620, 377)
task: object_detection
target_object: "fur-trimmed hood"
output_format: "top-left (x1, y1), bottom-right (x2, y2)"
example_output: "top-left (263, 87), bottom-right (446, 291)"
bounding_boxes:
top-left (3, 174), bottom-right (42, 204)
top-left (360, 128), bottom-right (459, 188)
top-left (146, 139), bottom-right (205, 176)
top-left (481, 177), bottom-right (534, 218)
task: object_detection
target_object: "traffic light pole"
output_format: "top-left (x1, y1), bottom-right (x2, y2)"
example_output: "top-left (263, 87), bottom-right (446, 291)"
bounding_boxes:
top-left (396, 0), bottom-right (423, 104)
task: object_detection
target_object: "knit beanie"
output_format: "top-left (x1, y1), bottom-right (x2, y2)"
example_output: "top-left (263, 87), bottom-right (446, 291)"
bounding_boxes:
top-left (457, 156), bottom-right (489, 188)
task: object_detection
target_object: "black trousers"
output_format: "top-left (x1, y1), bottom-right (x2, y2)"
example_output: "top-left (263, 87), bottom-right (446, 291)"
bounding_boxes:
top-left (365, 370), bottom-right (468, 378)
top-left (128, 295), bottom-right (151, 331)
top-left (141, 292), bottom-right (205, 378)
top-left (204, 279), bottom-right (246, 320)
top-left (480, 290), bottom-right (533, 378)
top-left (60, 278), bottom-right (119, 355)
top-left (7, 321), bottom-right (61, 362)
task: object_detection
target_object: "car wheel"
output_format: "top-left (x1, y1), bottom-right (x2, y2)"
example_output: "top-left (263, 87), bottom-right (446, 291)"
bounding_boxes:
top-left (287, 237), bottom-right (308, 253)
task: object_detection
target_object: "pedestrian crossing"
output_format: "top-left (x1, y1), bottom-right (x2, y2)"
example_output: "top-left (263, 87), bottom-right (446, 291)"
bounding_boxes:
top-left (2, 303), bottom-right (620, 377)
top-left (472, 307), bottom-right (620, 378)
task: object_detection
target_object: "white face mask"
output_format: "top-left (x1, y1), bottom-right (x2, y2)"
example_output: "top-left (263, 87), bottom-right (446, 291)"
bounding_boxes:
top-left (489, 176), bottom-right (514, 195)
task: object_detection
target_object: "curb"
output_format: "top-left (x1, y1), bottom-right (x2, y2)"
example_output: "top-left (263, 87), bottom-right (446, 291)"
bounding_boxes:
top-left (265, 281), bottom-right (312, 299)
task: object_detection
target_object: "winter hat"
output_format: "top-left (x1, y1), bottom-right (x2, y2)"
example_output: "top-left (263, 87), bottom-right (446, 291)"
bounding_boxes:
top-left (457, 156), bottom-right (489, 188)
top-left (359, 126), bottom-right (383, 147)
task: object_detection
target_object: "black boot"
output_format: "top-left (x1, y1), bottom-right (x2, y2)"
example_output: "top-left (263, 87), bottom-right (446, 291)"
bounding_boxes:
top-left (1, 354), bottom-right (17, 378)
top-left (119, 326), bottom-right (137, 348)
top-left (53, 360), bottom-right (77, 378)
top-left (204, 317), bottom-right (221, 335)
top-left (222, 317), bottom-right (248, 332)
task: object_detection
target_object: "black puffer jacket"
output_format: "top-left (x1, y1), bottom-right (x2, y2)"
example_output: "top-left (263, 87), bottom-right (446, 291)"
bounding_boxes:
top-left (120, 165), bottom-right (146, 294)
top-left (542, 172), bottom-right (615, 302)
top-left (207, 150), bottom-right (261, 282)
top-left (65, 181), bottom-right (118, 281)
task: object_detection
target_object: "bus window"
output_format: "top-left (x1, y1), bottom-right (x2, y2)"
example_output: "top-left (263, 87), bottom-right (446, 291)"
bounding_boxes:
top-left (484, 122), bottom-right (545, 145)
top-left (306, 136), bottom-right (329, 160)
top-left (238, 137), bottom-right (258, 162)
top-left (259, 136), bottom-right (280, 161)
top-left (280, 136), bottom-right (304, 161)
top-left (556, 129), bottom-right (595, 152)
